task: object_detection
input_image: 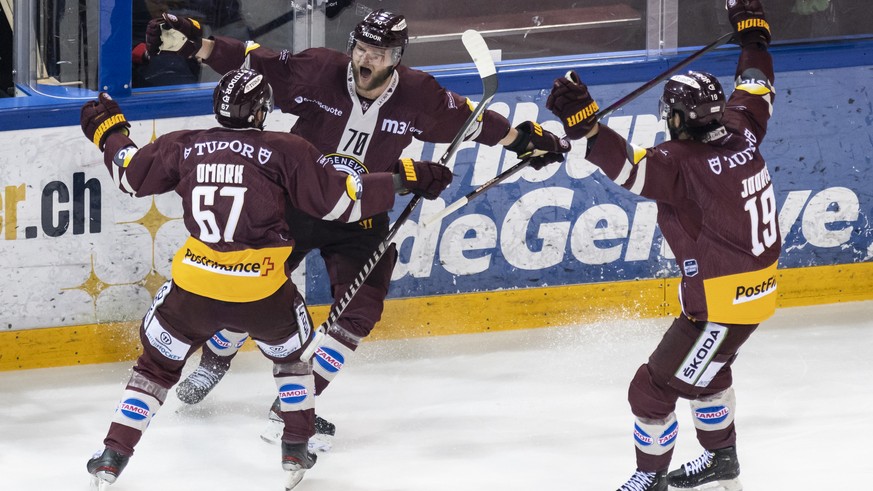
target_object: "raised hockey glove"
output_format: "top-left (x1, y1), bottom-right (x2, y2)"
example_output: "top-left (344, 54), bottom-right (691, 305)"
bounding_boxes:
top-left (80, 92), bottom-right (130, 151)
top-left (393, 159), bottom-right (453, 200)
top-left (726, 0), bottom-right (771, 47)
top-left (546, 71), bottom-right (599, 140)
top-left (145, 13), bottom-right (204, 58)
top-left (504, 121), bottom-right (571, 170)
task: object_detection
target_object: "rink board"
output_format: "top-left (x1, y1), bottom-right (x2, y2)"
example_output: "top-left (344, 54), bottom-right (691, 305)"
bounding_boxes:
top-left (3, 43), bottom-right (873, 370)
top-left (2, 262), bottom-right (872, 371)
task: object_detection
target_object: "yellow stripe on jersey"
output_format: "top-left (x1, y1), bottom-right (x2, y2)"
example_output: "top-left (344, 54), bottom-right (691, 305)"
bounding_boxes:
top-left (735, 83), bottom-right (772, 96)
top-left (244, 42), bottom-right (261, 56)
top-left (629, 143), bottom-right (647, 164)
top-left (703, 260), bottom-right (778, 324)
top-left (171, 236), bottom-right (292, 302)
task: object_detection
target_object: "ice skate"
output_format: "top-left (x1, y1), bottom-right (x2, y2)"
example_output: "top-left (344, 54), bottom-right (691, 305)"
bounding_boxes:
top-left (87, 448), bottom-right (129, 490)
top-left (667, 446), bottom-right (742, 491)
top-left (617, 470), bottom-right (667, 491)
top-left (176, 362), bottom-right (227, 404)
top-left (261, 397), bottom-right (335, 452)
top-left (310, 414), bottom-right (336, 452)
top-left (282, 441), bottom-right (317, 490)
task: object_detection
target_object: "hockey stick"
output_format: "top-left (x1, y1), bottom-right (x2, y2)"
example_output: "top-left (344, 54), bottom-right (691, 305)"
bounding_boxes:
top-left (299, 30), bottom-right (498, 361)
top-left (421, 30), bottom-right (735, 228)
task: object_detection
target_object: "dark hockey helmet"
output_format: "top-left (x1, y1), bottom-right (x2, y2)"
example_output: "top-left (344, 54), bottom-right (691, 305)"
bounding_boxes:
top-left (213, 68), bottom-right (274, 129)
top-left (659, 71), bottom-right (726, 127)
top-left (349, 9), bottom-right (409, 62)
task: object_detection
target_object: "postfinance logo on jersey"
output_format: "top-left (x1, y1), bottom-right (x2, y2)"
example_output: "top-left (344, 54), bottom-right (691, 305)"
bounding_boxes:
top-left (703, 261), bottom-right (778, 324)
top-left (171, 236), bottom-right (292, 302)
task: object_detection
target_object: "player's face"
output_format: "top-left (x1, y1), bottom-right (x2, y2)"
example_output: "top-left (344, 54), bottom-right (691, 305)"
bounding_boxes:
top-left (351, 41), bottom-right (397, 94)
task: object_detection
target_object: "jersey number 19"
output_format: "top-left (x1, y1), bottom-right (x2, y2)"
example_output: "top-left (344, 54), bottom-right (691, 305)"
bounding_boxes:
top-left (744, 185), bottom-right (778, 256)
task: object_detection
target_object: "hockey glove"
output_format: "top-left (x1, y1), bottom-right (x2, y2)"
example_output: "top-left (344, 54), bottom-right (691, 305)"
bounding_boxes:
top-left (81, 93), bottom-right (130, 151)
top-left (145, 13), bottom-right (204, 58)
top-left (132, 42), bottom-right (150, 65)
top-left (726, 0), bottom-right (770, 47)
top-left (546, 71), bottom-right (599, 140)
top-left (504, 121), bottom-right (571, 170)
top-left (393, 159), bottom-right (453, 200)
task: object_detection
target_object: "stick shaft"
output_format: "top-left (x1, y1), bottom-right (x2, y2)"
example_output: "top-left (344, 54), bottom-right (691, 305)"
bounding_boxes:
top-left (423, 32), bottom-right (735, 227)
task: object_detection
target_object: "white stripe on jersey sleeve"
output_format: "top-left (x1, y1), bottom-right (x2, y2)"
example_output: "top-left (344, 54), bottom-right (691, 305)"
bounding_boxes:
top-left (323, 194), bottom-right (353, 221)
top-left (629, 158), bottom-right (647, 195)
top-left (347, 199), bottom-right (363, 223)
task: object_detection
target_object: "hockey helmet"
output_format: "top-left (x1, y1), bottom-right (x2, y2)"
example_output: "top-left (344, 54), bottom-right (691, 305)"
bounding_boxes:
top-left (213, 68), bottom-right (274, 130)
top-left (349, 9), bottom-right (408, 63)
top-left (659, 71), bottom-right (725, 128)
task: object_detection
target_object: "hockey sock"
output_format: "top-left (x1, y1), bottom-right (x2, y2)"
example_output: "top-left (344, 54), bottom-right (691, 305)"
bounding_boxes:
top-left (690, 387), bottom-right (737, 450)
top-left (204, 328), bottom-right (249, 361)
top-left (633, 412), bottom-right (678, 472)
top-left (274, 360), bottom-right (316, 443)
top-left (105, 372), bottom-right (167, 455)
top-left (312, 324), bottom-right (360, 395)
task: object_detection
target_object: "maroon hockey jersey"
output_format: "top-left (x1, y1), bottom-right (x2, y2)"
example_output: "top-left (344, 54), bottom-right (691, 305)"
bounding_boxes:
top-left (101, 127), bottom-right (396, 302)
top-left (586, 46), bottom-right (780, 324)
top-left (205, 38), bottom-right (512, 174)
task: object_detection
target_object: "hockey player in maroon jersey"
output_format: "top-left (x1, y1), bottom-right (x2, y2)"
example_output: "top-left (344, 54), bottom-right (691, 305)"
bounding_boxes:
top-left (547, 1), bottom-right (777, 490)
top-left (144, 8), bottom-right (571, 445)
top-left (81, 68), bottom-right (451, 489)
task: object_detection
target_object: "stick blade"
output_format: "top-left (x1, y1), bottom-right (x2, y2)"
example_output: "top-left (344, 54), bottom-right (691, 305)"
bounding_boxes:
top-left (461, 30), bottom-right (496, 78)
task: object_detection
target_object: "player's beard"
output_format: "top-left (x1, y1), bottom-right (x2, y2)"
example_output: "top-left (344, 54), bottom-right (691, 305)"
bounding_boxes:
top-left (352, 63), bottom-right (393, 93)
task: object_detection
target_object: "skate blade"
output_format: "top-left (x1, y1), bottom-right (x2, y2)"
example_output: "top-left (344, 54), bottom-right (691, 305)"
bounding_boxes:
top-left (668, 478), bottom-right (742, 491)
top-left (260, 418), bottom-right (284, 445)
top-left (284, 469), bottom-right (307, 490)
top-left (90, 475), bottom-right (111, 491)
top-left (307, 433), bottom-right (333, 453)
top-left (261, 420), bottom-right (333, 453)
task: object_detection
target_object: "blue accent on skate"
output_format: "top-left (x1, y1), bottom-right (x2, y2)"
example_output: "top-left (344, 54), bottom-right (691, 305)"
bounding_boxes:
top-left (279, 384), bottom-right (308, 405)
top-left (695, 405), bottom-right (730, 425)
top-left (315, 347), bottom-right (345, 373)
top-left (119, 398), bottom-right (150, 421)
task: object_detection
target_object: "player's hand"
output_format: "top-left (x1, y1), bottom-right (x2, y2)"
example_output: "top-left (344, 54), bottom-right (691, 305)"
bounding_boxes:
top-left (81, 93), bottom-right (130, 151)
top-left (726, 0), bottom-right (770, 47)
top-left (394, 159), bottom-right (453, 199)
top-left (145, 13), bottom-right (204, 58)
top-left (504, 121), bottom-right (571, 170)
top-left (546, 71), bottom-right (599, 140)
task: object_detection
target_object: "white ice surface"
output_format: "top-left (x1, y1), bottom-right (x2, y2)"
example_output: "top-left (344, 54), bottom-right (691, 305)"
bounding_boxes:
top-left (1, 301), bottom-right (871, 490)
